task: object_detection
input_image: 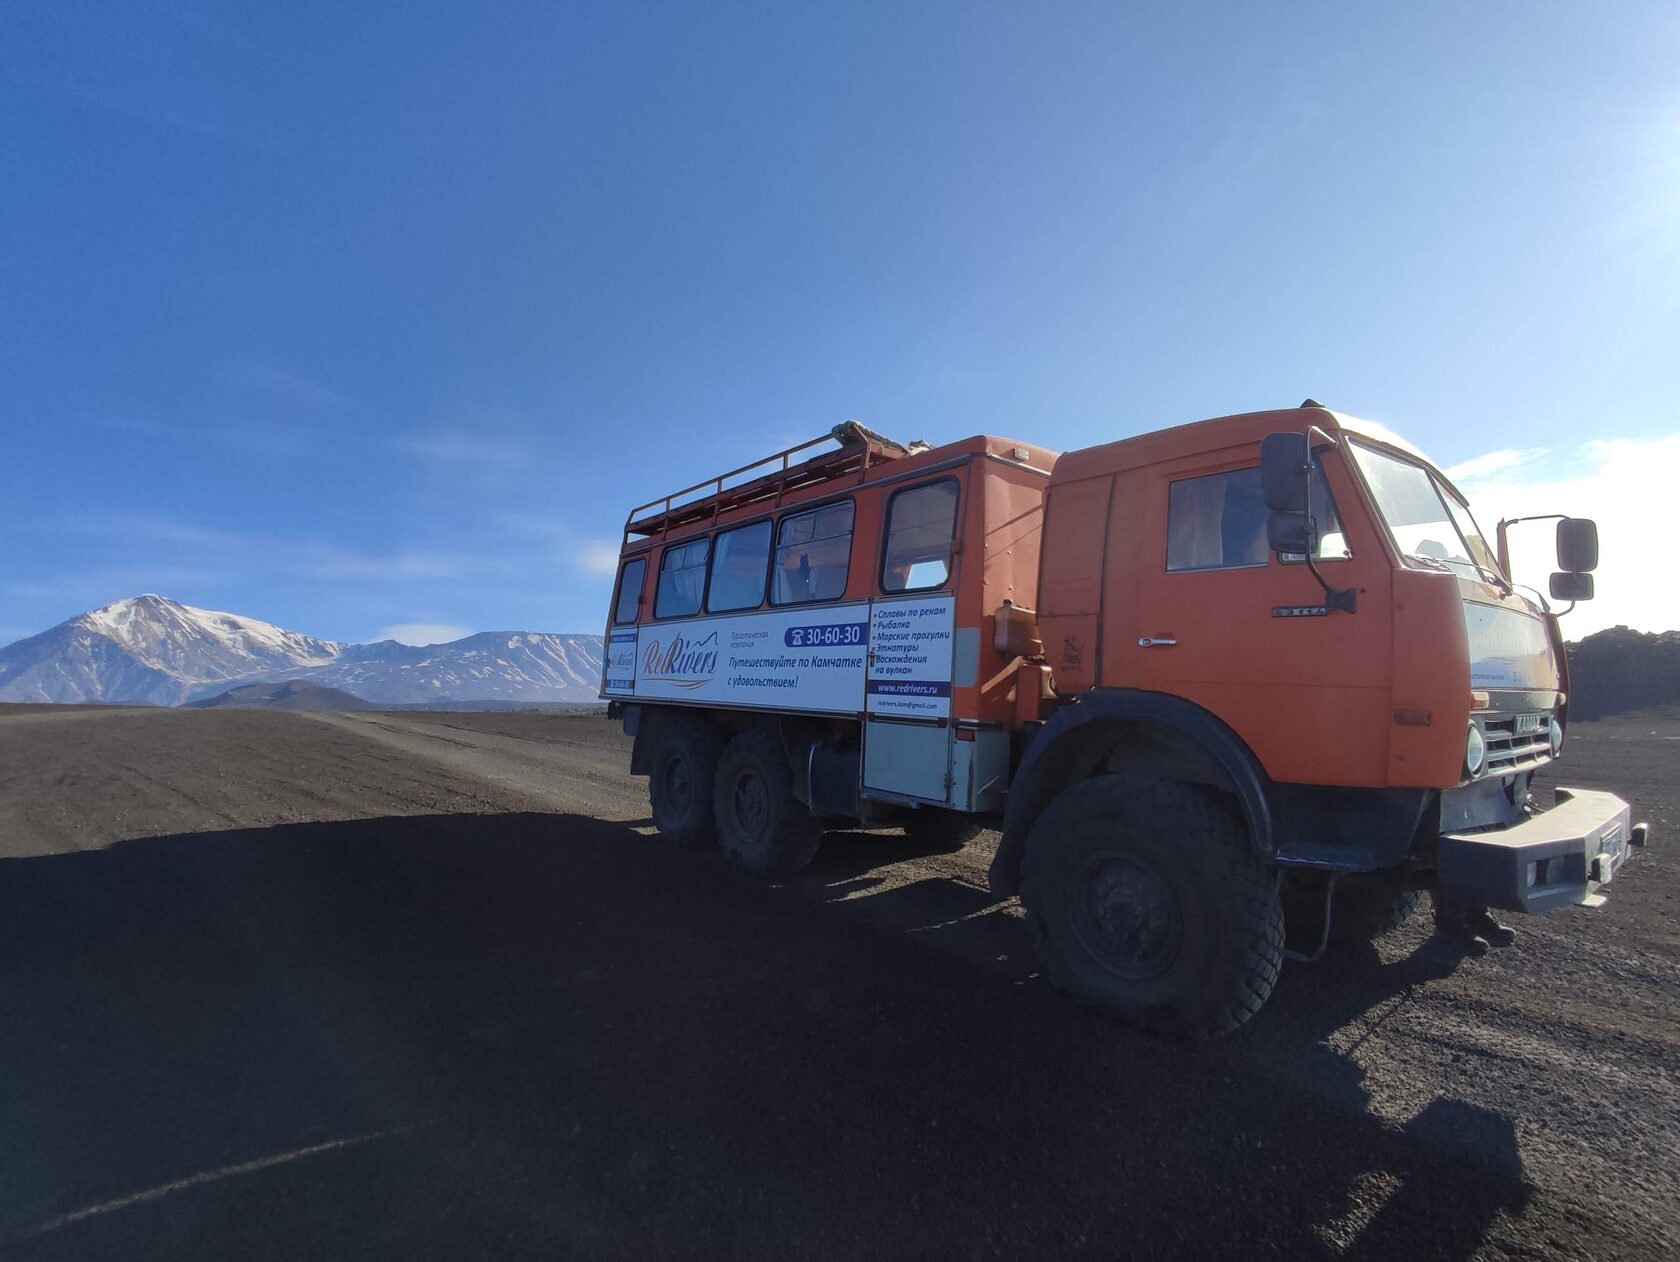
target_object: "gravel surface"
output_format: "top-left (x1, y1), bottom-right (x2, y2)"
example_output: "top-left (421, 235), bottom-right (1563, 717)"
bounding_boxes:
top-left (0, 704), bottom-right (1674, 1259)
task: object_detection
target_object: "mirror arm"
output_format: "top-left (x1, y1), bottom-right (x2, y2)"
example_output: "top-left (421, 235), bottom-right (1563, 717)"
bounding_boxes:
top-left (1303, 550), bottom-right (1357, 613)
top-left (1300, 430), bottom-right (1354, 613)
top-left (1305, 423), bottom-right (1338, 451)
top-left (1496, 513), bottom-right (1567, 578)
top-left (1301, 516), bottom-right (1357, 614)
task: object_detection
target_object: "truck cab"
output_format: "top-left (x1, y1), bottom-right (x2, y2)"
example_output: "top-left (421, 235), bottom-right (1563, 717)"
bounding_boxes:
top-left (602, 407), bottom-right (1647, 1038)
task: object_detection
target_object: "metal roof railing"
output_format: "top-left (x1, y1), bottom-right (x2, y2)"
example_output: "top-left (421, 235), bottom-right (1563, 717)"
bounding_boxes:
top-left (621, 421), bottom-right (917, 546)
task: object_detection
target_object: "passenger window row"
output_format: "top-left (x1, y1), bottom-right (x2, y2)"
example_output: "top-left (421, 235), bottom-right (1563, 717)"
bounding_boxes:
top-left (613, 477), bottom-right (960, 623)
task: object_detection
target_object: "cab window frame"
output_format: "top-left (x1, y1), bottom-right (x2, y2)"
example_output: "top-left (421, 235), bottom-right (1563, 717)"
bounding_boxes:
top-left (1165, 461), bottom-right (1348, 574)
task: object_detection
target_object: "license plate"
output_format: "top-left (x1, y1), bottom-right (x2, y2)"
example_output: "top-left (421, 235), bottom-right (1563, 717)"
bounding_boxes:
top-left (1594, 825), bottom-right (1626, 884)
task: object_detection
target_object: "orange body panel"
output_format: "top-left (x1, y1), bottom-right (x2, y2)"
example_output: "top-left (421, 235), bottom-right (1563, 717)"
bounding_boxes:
top-left (1032, 406), bottom-right (1555, 791)
top-left (608, 406), bottom-right (1559, 795)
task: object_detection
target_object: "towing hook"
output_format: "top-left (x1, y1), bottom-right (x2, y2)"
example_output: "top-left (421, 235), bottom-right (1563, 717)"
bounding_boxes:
top-left (1631, 822), bottom-right (1649, 848)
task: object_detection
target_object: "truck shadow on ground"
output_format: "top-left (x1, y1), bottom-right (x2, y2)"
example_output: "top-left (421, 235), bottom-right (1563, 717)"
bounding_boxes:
top-left (1, 813), bottom-right (1528, 1259)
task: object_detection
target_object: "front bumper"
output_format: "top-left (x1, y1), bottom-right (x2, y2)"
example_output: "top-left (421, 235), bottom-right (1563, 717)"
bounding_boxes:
top-left (1437, 787), bottom-right (1643, 913)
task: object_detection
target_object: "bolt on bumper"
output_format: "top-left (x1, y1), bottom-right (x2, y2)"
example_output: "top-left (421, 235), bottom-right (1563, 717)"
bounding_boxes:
top-left (1436, 786), bottom-right (1647, 914)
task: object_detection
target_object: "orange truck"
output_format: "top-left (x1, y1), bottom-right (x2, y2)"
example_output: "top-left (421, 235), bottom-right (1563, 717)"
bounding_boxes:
top-left (601, 404), bottom-right (1648, 1037)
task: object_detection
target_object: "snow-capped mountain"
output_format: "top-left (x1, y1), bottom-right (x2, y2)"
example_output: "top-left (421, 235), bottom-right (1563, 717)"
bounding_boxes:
top-left (230, 631), bottom-right (607, 706)
top-left (0, 595), bottom-right (604, 706)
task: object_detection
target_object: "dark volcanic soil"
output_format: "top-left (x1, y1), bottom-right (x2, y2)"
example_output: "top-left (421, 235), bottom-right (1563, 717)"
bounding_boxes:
top-left (0, 704), bottom-right (1674, 1260)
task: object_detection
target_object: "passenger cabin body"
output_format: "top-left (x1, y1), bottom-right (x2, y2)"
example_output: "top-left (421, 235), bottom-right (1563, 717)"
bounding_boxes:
top-left (602, 424), bottom-right (1058, 812)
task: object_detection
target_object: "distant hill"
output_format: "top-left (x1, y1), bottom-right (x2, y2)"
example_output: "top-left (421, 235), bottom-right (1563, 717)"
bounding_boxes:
top-left (188, 680), bottom-right (376, 711)
top-left (0, 595), bottom-right (604, 706)
top-left (1566, 627), bottom-right (1680, 721)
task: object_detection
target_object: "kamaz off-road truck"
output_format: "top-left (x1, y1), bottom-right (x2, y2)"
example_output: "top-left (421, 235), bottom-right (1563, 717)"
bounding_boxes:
top-left (600, 405), bottom-right (1649, 1038)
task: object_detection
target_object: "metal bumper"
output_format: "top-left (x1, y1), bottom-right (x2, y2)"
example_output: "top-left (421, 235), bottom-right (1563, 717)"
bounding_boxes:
top-left (1437, 786), bottom-right (1640, 914)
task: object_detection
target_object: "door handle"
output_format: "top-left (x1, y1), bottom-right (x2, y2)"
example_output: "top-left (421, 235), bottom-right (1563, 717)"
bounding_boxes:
top-left (1138, 636), bottom-right (1177, 648)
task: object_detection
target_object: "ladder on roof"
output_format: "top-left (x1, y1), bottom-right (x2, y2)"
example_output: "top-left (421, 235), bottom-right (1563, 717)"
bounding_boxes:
top-left (621, 421), bottom-right (919, 545)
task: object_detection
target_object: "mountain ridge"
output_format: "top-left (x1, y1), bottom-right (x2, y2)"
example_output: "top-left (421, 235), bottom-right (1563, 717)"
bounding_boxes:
top-left (0, 596), bottom-right (603, 706)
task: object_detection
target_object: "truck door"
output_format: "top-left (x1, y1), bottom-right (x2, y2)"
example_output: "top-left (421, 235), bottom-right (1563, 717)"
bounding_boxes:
top-left (1128, 457), bottom-right (1390, 787)
top-left (861, 478), bottom-right (962, 804)
top-left (602, 555), bottom-right (646, 699)
top-left (862, 593), bottom-right (957, 801)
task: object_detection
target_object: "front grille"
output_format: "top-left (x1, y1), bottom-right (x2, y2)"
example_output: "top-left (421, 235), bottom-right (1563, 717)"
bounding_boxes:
top-left (1483, 713), bottom-right (1552, 775)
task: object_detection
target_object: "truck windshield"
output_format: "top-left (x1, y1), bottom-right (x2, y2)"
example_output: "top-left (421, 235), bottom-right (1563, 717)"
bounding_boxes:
top-left (1348, 441), bottom-right (1503, 584)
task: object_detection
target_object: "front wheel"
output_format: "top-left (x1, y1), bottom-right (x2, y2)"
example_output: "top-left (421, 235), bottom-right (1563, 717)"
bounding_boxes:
top-left (1020, 774), bottom-right (1284, 1040)
top-left (714, 727), bottom-right (824, 877)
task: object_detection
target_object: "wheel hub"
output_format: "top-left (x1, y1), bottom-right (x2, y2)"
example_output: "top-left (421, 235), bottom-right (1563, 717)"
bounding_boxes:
top-left (733, 769), bottom-right (769, 836)
top-left (1082, 857), bottom-right (1181, 979)
top-left (664, 754), bottom-right (692, 811)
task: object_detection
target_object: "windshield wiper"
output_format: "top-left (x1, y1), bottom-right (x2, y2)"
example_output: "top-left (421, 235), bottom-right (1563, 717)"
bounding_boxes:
top-left (1401, 552), bottom-right (1454, 573)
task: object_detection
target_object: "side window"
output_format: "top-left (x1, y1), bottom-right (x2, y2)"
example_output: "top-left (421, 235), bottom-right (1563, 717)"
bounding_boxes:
top-left (612, 556), bottom-right (646, 624)
top-left (1167, 469), bottom-right (1269, 571)
top-left (882, 479), bottom-right (958, 593)
top-left (707, 520), bottom-right (772, 612)
top-left (771, 500), bottom-right (854, 605)
top-left (655, 537), bottom-right (710, 618)
top-left (1166, 465), bottom-right (1346, 571)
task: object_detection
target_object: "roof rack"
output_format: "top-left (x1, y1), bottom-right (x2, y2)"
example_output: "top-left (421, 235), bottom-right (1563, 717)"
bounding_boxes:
top-left (622, 420), bottom-right (923, 544)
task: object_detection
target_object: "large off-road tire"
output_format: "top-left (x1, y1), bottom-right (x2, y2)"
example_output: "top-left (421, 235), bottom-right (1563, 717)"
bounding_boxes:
top-left (1020, 774), bottom-right (1284, 1041)
top-left (902, 810), bottom-right (986, 851)
top-left (713, 727), bottom-right (824, 877)
top-left (647, 716), bottom-right (721, 847)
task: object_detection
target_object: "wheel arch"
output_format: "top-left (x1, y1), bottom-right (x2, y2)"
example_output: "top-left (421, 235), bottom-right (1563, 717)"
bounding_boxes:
top-left (988, 689), bottom-right (1276, 896)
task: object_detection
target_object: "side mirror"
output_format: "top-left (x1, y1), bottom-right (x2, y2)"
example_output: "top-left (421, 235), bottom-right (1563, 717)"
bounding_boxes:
top-left (1556, 518), bottom-right (1598, 573)
top-left (1260, 432), bottom-right (1309, 513)
top-left (1267, 511), bottom-right (1314, 555)
top-left (1549, 571), bottom-right (1594, 602)
top-left (1261, 432), bottom-right (1312, 555)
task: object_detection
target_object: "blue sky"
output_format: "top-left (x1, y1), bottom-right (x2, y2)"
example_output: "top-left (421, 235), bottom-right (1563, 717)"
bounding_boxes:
top-left (3, 1), bottom-right (1677, 646)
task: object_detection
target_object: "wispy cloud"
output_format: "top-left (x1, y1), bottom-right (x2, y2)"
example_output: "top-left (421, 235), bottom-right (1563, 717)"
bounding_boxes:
top-left (575, 540), bottom-right (624, 575)
top-left (400, 431), bottom-right (532, 470)
top-left (1444, 447), bottom-right (1549, 482)
top-left (294, 547), bottom-right (469, 582)
top-left (35, 76), bottom-right (250, 144)
top-left (232, 364), bottom-right (360, 412)
top-left (1451, 430), bottom-right (1680, 636)
top-left (1, 566), bottom-right (227, 607)
top-left (375, 623), bottom-right (473, 646)
top-left (81, 413), bottom-right (184, 440)
top-left (494, 514), bottom-right (626, 576)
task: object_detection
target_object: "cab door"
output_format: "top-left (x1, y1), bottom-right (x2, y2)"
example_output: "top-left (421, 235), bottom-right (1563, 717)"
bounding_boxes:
top-left (1127, 455), bottom-right (1391, 788)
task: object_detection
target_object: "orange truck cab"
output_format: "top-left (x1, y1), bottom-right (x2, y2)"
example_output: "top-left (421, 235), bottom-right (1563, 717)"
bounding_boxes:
top-left (602, 406), bottom-right (1648, 1038)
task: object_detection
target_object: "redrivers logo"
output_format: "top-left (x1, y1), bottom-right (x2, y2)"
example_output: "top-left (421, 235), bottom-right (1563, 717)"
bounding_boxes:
top-left (641, 630), bottom-right (720, 690)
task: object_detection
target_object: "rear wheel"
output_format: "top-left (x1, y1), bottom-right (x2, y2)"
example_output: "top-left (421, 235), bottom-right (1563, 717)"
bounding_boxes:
top-left (648, 717), bottom-right (721, 847)
top-left (714, 727), bottom-right (824, 876)
top-left (1021, 774), bottom-right (1283, 1040)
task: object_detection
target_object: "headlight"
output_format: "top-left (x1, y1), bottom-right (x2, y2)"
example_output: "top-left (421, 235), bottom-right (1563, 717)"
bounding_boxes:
top-left (1465, 723), bottom-right (1487, 777)
top-left (1550, 719), bottom-right (1564, 759)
